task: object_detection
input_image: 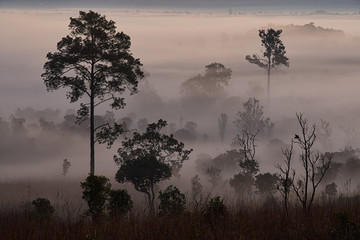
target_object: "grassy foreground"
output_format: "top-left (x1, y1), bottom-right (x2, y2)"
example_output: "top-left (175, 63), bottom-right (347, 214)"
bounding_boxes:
top-left (1, 198), bottom-right (360, 240)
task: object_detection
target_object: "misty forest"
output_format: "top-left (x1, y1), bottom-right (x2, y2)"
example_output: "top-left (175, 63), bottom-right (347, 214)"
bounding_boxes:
top-left (1, 5), bottom-right (360, 240)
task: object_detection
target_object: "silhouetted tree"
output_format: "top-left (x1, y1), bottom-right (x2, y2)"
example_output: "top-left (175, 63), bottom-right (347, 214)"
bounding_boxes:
top-left (234, 98), bottom-right (273, 136)
top-left (116, 155), bottom-right (172, 214)
top-left (108, 189), bottom-right (133, 218)
top-left (292, 113), bottom-right (332, 213)
top-left (115, 119), bottom-right (192, 176)
top-left (275, 141), bottom-right (295, 217)
top-left (230, 131), bottom-right (259, 194)
top-left (181, 62), bottom-right (232, 97)
top-left (218, 113), bottom-right (228, 143)
top-left (42, 10), bottom-right (143, 175)
top-left (32, 198), bottom-right (55, 222)
top-left (158, 185), bottom-right (186, 215)
top-left (115, 120), bottom-right (191, 213)
top-left (80, 175), bottom-right (111, 222)
top-left (255, 172), bottom-right (280, 196)
top-left (245, 28), bottom-right (289, 100)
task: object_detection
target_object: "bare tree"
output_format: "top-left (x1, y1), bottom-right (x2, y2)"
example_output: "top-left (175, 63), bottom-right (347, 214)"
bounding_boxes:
top-left (235, 131), bottom-right (259, 168)
top-left (191, 175), bottom-right (211, 212)
top-left (218, 113), bottom-right (228, 143)
top-left (230, 131), bottom-right (259, 194)
top-left (275, 141), bottom-right (294, 217)
top-left (292, 113), bottom-right (332, 213)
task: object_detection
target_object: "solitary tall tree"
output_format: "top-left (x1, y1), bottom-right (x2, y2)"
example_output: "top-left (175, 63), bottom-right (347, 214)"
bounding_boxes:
top-left (42, 11), bottom-right (144, 175)
top-left (245, 28), bottom-right (289, 100)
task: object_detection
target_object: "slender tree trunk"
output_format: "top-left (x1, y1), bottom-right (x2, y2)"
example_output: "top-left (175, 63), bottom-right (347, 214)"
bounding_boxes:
top-left (267, 67), bottom-right (270, 102)
top-left (146, 191), bottom-right (154, 215)
top-left (150, 183), bottom-right (155, 215)
top-left (90, 95), bottom-right (95, 175)
top-left (90, 58), bottom-right (95, 175)
top-left (284, 195), bottom-right (289, 217)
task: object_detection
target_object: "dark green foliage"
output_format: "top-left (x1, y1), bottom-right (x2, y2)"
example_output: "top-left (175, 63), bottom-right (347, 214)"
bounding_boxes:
top-left (116, 155), bottom-right (172, 213)
top-left (31, 198), bottom-right (55, 220)
top-left (158, 185), bottom-right (186, 215)
top-left (80, 175), bottom-right (111, 222)
top-left (108, 189), bottom-right (133, 218)
top-left (42, 10), bottom-right (144, 174)
top-left (115, 119), bottom-right (192, 175)
top-left (255, 172), bottom-right (280, 195)
top-left (204, 196), bottom-right (227, 217)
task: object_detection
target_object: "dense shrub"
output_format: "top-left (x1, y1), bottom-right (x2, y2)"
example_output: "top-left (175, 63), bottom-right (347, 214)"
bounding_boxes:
top-left (80, 175), bottom-right (111, 222)
top-left (204, 196), bottom-right (227, 217)
top-left (31, 198), bottom-right (55, 220)
top-left (108, 189), bottom-right (133, 218)
top-left (158, 185), bottom-right (186, 215)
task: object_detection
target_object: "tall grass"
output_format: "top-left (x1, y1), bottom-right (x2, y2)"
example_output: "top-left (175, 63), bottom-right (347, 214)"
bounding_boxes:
top-left (0, 198), bottom-right (360, 239)
top-left (1, 178), bottom-right (360, 239)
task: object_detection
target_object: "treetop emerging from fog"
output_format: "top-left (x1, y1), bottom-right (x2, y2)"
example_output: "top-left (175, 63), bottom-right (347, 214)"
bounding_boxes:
top-left (246, 28), bottom-right (289, 100)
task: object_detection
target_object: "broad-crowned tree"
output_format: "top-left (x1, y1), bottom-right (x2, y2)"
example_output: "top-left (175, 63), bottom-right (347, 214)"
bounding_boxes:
top-left (115, 120), bottom-right (192, 214)
top-left (116, 154), bottom-right (172, 214)
top-left (181, 62), bottom-right (232, 97)
top-left (42, 11), bottom-right (143, 174)
top-left (115, 119), bottom-right (192, 176)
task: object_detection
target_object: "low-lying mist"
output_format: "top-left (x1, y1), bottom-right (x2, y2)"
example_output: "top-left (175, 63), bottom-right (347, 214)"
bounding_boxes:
top-left (1, 9), bottom-right (360, 203)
